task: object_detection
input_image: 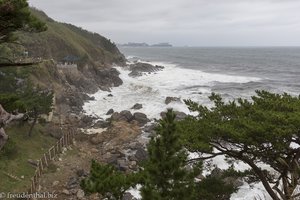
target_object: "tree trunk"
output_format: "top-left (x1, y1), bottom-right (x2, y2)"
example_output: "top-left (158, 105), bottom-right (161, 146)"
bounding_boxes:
top-left (243, 157), bottom-right (282, 200)
top-left (0, 104), bottom-right (24, 150)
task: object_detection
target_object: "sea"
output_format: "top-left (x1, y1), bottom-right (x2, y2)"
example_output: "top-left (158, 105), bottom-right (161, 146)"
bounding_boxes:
top-left (83, 47), bottom-right (300, 199)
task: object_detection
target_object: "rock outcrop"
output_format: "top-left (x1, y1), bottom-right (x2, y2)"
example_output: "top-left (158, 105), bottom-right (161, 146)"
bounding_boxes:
top-left (129, 62), bottom-right (164, 77)
top-left (165, 96), bottom-right (181, 104)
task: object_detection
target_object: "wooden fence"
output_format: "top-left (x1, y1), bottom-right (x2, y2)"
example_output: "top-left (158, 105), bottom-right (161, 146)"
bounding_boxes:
top-left (28, 128), bottom-right (75, 195)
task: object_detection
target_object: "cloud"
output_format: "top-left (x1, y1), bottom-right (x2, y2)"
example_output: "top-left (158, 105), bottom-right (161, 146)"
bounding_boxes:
top-left (28, 0), bottom-right (300, 46)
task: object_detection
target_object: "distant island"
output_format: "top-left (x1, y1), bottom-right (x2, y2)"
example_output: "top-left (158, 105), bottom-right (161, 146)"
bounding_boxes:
top-left (118, 42), bottom-right (173, 47)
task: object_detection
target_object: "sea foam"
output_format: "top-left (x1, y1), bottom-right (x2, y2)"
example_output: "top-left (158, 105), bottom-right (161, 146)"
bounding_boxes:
top-left (82, 60), bottom-right (269, 199)
top-left (83, 60), bottom-right (261, 120)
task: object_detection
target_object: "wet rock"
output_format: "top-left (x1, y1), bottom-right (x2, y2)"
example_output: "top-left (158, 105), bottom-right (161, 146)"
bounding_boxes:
top-left (95, 68), bottom-right (123, 87)
top-left (133, 112), bottom-right (149, 126)
top-left (106, 108), bottom-right (114, 115)
top-left (120, 110), bottom-right (134, 121)
top-left (129, 62), bottom-right (164, 77)
top-left (122, 192), bottom-right (136, 200)
top-left (165, 96), bottom-right (181, 104)
top-left (111, 110), bottom-right (133, 122)
top-left (131, 103), bottom-right (143, 110)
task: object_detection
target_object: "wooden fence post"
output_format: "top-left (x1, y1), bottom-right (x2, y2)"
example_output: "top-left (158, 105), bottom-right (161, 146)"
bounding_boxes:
top-left (44, 153), bottom-right (48, 167)
top-left (27, 127), bottom-right (76, 195)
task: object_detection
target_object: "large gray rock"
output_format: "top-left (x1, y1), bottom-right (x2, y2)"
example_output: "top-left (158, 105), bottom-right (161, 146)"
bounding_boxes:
top-left (106, 108), bottom-right (114, 115)
top-left (131, 103), bottom-right (143, 110)
top-left (165, 96), bottom-right (181, 104)
top-left (95, 68), bottom-right (123, 87)
top-left (129, 62), bottom-right (164, 77)
top-left (111, 110), bottom-right (133, 122)
top-left (133, 112), bottom-right (149, 126)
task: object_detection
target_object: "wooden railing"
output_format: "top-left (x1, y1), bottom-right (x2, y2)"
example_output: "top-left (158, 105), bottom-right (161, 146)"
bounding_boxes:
top-left (28, 128), bottom-right (75, 195)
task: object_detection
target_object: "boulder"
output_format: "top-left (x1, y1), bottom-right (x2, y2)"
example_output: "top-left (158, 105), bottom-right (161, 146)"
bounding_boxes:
top-left (102, 121), bottom-right (141, 151)
top-left (95, 68), bottom-right (123, 87)
top-left (111, 110), bottom-right (133, 122)
top-left (129, 62), bottom-right (164, 77)
top-left (120, 110), bottom-right (134, 121)
top-left (165, 96), bottom-right (181, 104)
top-left (131, 103), bottom-right (143, 110)
top-left (133, 112), bottom-right (149, 126)
top-left (106, 108), bottom-right (114, 115)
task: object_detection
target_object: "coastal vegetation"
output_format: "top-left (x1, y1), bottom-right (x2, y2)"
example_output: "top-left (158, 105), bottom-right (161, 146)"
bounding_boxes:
top-left (0, 0), bottom-right (124, 193)
top-left (82, 92), bottom-right (300, 200)
top-left (1, 1), bottom-right (300, 199)
top-left (82, 110), bottom-right (237, 200)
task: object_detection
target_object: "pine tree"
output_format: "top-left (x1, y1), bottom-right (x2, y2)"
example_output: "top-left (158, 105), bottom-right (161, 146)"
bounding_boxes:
top-left (141, 109), bottom-right (199, 200)
top-left (81, 160), bottom-right (140, 200)
top-left (181, 91), bottom-right (300, 200)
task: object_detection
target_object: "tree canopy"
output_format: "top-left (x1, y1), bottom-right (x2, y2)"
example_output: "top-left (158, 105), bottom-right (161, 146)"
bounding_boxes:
top-left (0, 0), bottom-right (46, 44)
top-left (180, 91), bottom-right (300, 200)
top-left (82, 110), bottom-right (237, 200)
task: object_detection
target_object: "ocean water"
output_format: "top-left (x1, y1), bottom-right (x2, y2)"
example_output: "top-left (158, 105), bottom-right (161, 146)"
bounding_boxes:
top-left (84, 47), bottom-right (300, 120)
top-left (83, 47), bottom-right (300, 199)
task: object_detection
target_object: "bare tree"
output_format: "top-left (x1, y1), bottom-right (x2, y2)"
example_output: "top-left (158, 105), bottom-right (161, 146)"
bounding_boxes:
top-left (0, 104), bottom-right (24, 150)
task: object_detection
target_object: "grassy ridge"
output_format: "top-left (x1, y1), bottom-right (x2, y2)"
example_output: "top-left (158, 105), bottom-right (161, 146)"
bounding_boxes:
top-left (18, 8), bottom-right (125, 66)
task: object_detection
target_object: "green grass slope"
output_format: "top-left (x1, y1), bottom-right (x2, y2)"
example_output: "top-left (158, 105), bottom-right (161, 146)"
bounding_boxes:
top-left (19, 8), bottom-right (125, 67)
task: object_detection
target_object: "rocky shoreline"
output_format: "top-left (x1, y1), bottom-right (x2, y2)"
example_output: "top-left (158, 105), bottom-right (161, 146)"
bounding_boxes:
top-left (37, 61), bottom-right (248, 200)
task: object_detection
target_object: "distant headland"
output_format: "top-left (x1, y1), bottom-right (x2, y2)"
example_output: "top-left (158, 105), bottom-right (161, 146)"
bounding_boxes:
top-left (118, 42), bottom-right (173, 47)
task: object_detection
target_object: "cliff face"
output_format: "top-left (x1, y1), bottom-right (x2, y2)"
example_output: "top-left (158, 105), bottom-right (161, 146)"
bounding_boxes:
top-left (10, 8), bottom-right (127, 119)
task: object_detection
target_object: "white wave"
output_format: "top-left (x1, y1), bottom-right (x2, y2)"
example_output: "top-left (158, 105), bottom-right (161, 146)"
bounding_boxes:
top-left (83, 62), bottom-right (261, 120)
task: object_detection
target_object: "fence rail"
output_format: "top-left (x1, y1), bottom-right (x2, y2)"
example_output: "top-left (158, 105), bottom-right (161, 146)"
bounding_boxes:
top-left (27, 128), bottom-right (75, 197)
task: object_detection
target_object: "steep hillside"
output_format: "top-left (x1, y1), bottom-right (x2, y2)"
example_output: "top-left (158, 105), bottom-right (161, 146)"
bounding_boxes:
top-left (19, 8), bottom-right (125, 67)
top-left (0, 8), bottom-right (127, 120)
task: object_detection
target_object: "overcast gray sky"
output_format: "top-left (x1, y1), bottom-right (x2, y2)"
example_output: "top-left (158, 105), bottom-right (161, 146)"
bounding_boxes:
top-left (28, 0), bottom-right (300, 46)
